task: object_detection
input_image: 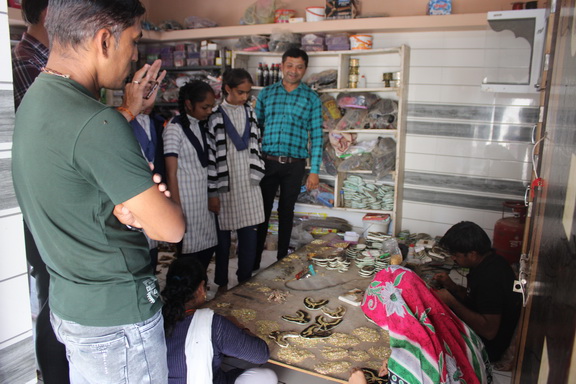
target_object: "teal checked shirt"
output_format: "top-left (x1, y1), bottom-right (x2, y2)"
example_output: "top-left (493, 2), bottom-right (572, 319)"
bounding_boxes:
top-left (255, 81), bottom-right (323, 174)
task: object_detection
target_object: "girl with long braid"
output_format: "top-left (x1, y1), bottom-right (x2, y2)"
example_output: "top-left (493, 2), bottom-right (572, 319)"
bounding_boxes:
top-left (164, 80), bottom-right (218, 269)
top-left (162, 257), bottom-right (277, 384)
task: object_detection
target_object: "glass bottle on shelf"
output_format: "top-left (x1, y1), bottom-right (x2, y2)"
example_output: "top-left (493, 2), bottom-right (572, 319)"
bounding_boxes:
top-left (263, 64), bottom-right (270, 86)
top-left (257, 63), bottom-right (263, 86)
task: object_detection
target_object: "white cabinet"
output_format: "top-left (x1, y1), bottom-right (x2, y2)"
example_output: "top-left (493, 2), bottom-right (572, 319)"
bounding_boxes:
top-left (233, 46), bottom-right (409, 235)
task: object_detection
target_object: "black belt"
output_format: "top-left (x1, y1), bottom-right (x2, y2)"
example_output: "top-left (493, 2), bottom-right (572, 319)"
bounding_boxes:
top-left (264, 154), bottom-right (305, 164)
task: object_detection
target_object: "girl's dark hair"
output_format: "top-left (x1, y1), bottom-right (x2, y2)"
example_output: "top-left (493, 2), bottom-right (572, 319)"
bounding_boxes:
top-left (222, 68), bottom-right (253, 98)
top-left (177, 80), bottom-right (215, 132)
top-left (439, 221), bottom-right (493, 256)
top-left (161, 257), bottom-right (208, 336)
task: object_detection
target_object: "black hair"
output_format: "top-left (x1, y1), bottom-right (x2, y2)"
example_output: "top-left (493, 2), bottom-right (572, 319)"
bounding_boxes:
top-left (162, 257), bottom-right (208, 337)
top-left (282, 47), bottom-right (309, 67)
top-left (177, 80), bottom-right (215, 132)
top-left (439, 221), bottom-right (493, 256)
top-left (222, 68), bottom-right (253, 98)
top-left (21, 0), bottom-right (49, 25)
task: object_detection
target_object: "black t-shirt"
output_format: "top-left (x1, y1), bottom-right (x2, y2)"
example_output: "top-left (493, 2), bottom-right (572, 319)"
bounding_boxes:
top-left (466, 253), bottom-right (522, 361)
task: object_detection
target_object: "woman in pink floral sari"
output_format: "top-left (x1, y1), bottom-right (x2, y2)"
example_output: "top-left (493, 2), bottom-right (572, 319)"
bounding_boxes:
top-left (353, 266), bottom-right (492, 384)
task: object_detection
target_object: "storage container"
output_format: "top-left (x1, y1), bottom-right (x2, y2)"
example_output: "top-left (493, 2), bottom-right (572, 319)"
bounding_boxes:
top-left (350, 34), bottom-right (373, 50)
top-left (306, 7), bottom-right (326, 21)
top-left (362, 213), bottom-right (391, 235)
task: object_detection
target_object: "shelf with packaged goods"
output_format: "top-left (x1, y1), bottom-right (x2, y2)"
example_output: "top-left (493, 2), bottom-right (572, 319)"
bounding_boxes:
top-left (324, 129), bottom-right (398, 134)
top-left (160, 65), bottom-right (224, 72)
top-left (140, 14), bottom-right (488, 42)
top-left (7, 6), bottom-right (489, 38)
top-left (319, 87), bottom-right (400, 94)
top-left (235, 46), bottom-right (408, 235)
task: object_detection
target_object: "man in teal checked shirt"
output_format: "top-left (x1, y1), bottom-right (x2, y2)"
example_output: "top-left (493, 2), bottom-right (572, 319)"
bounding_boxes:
top-left (255, 48), bottom-right (323, 268)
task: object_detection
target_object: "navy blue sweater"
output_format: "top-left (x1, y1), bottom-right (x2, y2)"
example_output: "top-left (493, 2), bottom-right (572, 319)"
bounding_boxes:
top-left (166, 313), bottom-right (270, 384)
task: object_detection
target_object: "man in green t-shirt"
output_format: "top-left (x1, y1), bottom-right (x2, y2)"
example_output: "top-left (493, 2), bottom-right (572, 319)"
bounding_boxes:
top-left (11, 0), bottom-right (184, 382)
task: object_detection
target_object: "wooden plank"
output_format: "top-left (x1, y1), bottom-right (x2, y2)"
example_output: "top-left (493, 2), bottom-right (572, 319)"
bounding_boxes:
top-left (142, 14), bottom-right (488, 42)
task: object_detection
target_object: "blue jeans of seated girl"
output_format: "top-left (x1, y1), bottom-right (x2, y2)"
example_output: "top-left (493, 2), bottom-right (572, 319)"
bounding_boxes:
top-left (50, 310), bottom-right (168, 384)
top-left (215, 220), bottom-right (258, 287)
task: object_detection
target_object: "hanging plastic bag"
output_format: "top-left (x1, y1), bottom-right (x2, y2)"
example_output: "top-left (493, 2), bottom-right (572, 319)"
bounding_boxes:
top-left (240, 0), bottom-right (277, 25)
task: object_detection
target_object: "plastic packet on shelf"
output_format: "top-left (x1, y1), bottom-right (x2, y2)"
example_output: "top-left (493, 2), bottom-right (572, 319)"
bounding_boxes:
top-left (320, 94), bottom-right (342, 121)
top-left (337, 92), bottom-right (379, 109)
top-left (337, 152), bottom-right (373, 172)
top-left (328, 130), bottom-right (356, 157)
top-left (335, 108), bottom-right (368, 130)
top-left (366, 98), bottom-right (399, 129)
top-left (184, 15), bottom-right (218, 29)
top-left (301, 33), bottom-right (326, 46)
top-left (234, 35), bottom-right (269, 51)
top-left (322, 143), bottom-right (341, 176)
top-left (306, 69), bottom-right (338, 90)
top-left (372, 137), bottom-right (396, 180)
top-left (269, 31), bottom-right (301, 52)
top-left (240, 0), bottom-right (277, 25)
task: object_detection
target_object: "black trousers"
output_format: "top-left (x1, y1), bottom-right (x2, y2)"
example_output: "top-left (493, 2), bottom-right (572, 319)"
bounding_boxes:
top-left (24, 222), bottom-right (70, 384)
top-left (214, 217), bottom-right (258, 287)
top-left (256, 159), bottom-right (306, 268)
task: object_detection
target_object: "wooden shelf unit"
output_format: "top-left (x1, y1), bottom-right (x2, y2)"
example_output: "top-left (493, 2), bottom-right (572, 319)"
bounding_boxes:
top-left (8, 8), bottom-right (489, 39)
top-left (140, 13), bottom-right (488, 42)
top-left (233, 47), bottom-right (409, 235)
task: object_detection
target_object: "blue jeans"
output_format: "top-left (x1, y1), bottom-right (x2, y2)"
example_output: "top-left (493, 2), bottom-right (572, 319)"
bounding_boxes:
top-left (215, 220), bottom-right (258, 287)
top-left (50, 310), bottom-right (168, 384)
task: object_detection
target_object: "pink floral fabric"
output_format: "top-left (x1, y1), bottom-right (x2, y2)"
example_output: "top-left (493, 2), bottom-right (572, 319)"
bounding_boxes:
top-left (362, 266), bottom-right (492, 384)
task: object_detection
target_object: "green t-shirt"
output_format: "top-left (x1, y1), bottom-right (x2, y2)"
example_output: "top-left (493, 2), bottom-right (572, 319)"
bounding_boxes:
top-left (12, 73), bottom-right (159, 326)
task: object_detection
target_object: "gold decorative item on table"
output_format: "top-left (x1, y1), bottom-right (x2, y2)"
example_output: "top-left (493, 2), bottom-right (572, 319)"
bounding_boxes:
top-left (350, 350), bottom-right (371, 361)
top-left (352, 327), bottom-right (381, 342)
top-left (277, 346), bottom-right (315, 364)
top-left (368, 344), bottom-right (391, 358)
top-left (314, 361), bottom-right (352, 375)
top-left (231, 308), bottom-right (257, 322)
top-left (321, 346), bottom-right (349, 360)
top-left (326, 332), bottom-right (361, 347)
top-left (256, 320), bottom-right (280, 336)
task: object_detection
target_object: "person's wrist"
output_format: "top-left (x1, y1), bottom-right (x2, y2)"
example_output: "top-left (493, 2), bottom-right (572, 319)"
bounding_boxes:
top-left (117, 106), bottom-right (137, 122)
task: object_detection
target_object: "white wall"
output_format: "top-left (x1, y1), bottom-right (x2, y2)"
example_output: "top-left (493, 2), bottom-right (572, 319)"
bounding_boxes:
top-left (289, 29), bottom-right (537, 238)
top-left (0, 0), bottom-right (34, 367)
top-left (383, 29), bottom-right (536, 238)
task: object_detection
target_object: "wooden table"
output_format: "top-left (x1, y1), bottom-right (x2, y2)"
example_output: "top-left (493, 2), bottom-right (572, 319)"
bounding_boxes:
top-left (205, 234), bottom-right (391, 383)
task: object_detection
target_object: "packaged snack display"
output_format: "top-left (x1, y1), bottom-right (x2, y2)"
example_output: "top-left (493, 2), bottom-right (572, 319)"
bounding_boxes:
top-left (428, 0), bottom-right (452, 15)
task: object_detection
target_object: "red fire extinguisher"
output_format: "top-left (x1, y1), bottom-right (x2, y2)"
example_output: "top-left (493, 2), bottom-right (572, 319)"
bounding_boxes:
top-left (493, 201), bottom-right (527, 265)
